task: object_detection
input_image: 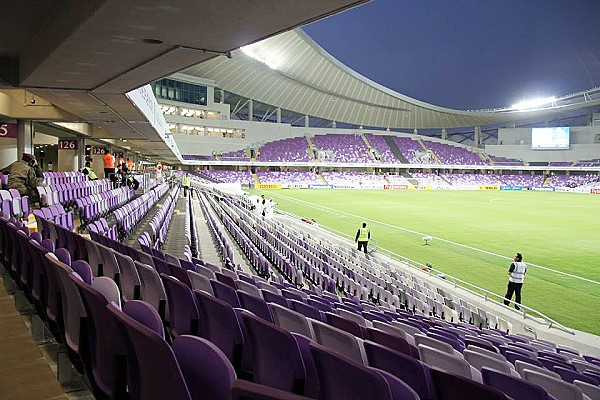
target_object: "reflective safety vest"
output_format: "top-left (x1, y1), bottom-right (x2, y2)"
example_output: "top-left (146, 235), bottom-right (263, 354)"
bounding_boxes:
top-left (183, 176), bottom-right (190, 187)
top-left (127, 160), bottom-right (134, 170)
top-left (83, 167), bottom-right (97, 180)
top-left (358, 227), bottom-right (369, 241)
top-left (103, 153), bottom-right (115, 169)
top-left (509, 261), bottom-right (527, 283)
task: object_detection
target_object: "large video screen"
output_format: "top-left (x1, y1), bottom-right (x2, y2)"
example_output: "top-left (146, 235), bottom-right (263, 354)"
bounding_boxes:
top-left (531, 127), bottom-right (570, 150)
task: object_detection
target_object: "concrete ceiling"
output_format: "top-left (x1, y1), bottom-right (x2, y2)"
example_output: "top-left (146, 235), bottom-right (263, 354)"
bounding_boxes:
top-left (0, 0), bottom-right (369, 162)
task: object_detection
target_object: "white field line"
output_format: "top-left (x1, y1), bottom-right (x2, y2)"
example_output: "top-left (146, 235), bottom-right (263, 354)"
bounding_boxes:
top-left (268, 191), bottom-right (600, 286)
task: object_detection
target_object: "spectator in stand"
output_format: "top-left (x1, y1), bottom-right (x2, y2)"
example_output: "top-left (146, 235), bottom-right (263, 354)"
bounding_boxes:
top-left (503, 252), bottom-right (527, 310)
top-left (2, 153), bottom-right (44, 204)
top-left (103, 150), bottom-right (115, 179)
top-left (355, 222), bottom-right (370, 254)
top-left (126, 157), bottom-right (134, 171)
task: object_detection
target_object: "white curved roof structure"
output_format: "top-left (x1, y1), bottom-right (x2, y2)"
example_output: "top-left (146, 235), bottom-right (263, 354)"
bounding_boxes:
top-left (184, 29), bottom-right (600, 129)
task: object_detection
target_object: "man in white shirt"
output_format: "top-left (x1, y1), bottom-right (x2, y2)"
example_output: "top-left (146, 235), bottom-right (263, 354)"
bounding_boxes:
top-left (503, 252), bottom-right (527, 310)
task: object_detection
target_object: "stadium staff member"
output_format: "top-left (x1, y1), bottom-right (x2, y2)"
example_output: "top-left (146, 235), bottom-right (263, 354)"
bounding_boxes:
top-left (2, 153), bottom-right (44, 205)
top-left (182, 174), bottom-right (191, 197)
top-left (355, 222), bottom-right (370, 254)
top-left (103, 150), bottom-right (115, 179)
top-left (503, 252), bottom-right (527, 310)
top-left (82, 162), bottom-right (98, 180)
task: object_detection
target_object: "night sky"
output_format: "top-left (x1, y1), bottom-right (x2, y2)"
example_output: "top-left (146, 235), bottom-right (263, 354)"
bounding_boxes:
top-left (304, 0), bottom-right (600, 110)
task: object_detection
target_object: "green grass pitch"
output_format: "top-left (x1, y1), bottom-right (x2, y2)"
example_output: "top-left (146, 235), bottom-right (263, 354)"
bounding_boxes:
top-left (251, 189), bottom-right (600, 335)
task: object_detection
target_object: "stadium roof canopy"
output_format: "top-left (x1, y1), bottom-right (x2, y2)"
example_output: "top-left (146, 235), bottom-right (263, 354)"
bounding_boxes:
top-left (0, 0), bottom-right (368, 162)
top-left (183, 29), bottom-right (600, 130)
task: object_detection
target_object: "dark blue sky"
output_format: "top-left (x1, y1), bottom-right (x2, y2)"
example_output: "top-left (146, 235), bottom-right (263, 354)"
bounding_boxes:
top-left (304, 0), bottom-right (600, 110)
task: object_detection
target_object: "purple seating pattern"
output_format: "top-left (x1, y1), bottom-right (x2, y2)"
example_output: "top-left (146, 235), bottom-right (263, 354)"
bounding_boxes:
top-left (257, 137), bottom-right (312, 162)
top-left (423, 140), bottom-right (487, 165)
top-left (257, 171), bottom-right (321, 185)
top-left (75, 186), bottom-right (134, 225)
top-left (3, 204), bottom-right (600, 400)
top-left (200, 170), bottom-right (254, 184)
top-left (312, 134), bottom-right (373, 163)
top-left (0, 188), bottom-right (30, 221)
top-left (365, 134), bottom-right (399, 163)
top-left (113, 183), bottom-right (168, 236)
top-left (38, 178), bottom-right (113, 208)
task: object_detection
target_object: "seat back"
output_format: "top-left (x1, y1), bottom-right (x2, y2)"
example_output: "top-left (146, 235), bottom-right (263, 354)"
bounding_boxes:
top-left (481, 367), bottom-right (551, 400)
top-left (309, 342), bottom-right (393, 400)
top-left (430, 368), bottom-right (509, 400)
top-left (107, 303), bottom-right (191, 400)
top-left (269, 303), bottom-right (314, 339)
top-left (521, 369), bottom-right (584, 400)
top-left (240, 311), bottom-right (306, 393)
top-left (171, 336), bottom-right (236, 400)
top-left (364, 341), bottom-right (435, 400)
top-left (310, 319), bottom-right (366, 365)
top-left (193, 290), bottom-right (244, 368)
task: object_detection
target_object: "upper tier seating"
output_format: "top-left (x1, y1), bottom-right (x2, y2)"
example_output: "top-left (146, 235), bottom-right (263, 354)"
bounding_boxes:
top-left (365, 134), bottom-right (399, 163)
top-left (392, 136), bottom-right (426, 164)
top-left (258, 137), bottom-right (311, 162)
top-left (312, 134), bottom-right (373, 163)
top-left (423, 140), bottom-right (487, 165)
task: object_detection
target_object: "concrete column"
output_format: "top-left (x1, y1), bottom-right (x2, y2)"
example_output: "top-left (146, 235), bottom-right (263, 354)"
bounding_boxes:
top-left (474, 126), bottom-right (481, 147)
top-left (248, 99), bottom-right (253, 122)
top-left (276, 107), bottom-right (281, 123)
top-left (332, 121), bottom-right (336, 129)
top-left (17, 120), bottom-right (34, 156)
top-left (304, 115), bottom-right (309, 128)
top-left (57, 143), bottom-right (79, 172)
top-left (441, 128), bottom-right (447, 140)
top-left (220, 89), bottom-right (225, 104)
top-left (413, 128), bottom-right (418, 135)
top-left (77, 138), bottom-right (85, 170)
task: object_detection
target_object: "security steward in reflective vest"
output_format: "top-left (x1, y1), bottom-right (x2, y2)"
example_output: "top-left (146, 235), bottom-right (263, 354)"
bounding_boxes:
top-left (183, 175), bottom-right (191, 197)
top-left (355, 222), bottom-right (371, 254)
top-left (503, 252), bottom-right (527, 310)
top-left (103, 151), bottom-right (115, 179)
top-left (82, 162), bottom-right (98, 180)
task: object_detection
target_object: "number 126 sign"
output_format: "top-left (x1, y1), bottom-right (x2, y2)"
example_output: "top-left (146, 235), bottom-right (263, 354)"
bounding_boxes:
top-left (58, 140), bottom-right (78, 150)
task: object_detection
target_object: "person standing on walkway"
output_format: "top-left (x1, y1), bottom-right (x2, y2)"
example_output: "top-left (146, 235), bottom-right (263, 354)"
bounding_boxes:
top-left (355, 222), bottom-right (370, 254)
top-left (182, 174), bottom-right (190, 197)
top-left (103, 150), bottom-right (115, 179)
top-left (504, 252), bottom-right (527, 310)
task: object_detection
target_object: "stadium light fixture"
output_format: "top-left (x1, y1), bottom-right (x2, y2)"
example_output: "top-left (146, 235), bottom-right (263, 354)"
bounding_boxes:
top-left (240, 44), bottom-right (280, 70)
top-left (510, 96), bottom-right (556, 110)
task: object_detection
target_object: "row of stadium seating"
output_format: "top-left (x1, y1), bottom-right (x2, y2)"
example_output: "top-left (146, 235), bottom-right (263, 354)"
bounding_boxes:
top-left (198, 134), bottom-right (600, 167)
top-left (199, 169), bottom-right (600, 188)
top-left (3, 179), bottom-right (600, 400)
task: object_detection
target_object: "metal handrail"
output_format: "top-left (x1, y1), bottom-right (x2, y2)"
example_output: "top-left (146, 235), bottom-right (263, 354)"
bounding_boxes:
top-left (278, 209), bottom-right (575, 335)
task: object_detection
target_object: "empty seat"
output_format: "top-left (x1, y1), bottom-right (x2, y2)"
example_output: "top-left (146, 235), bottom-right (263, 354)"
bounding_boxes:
top-left (364, 341), bottom-right (436, 400)
top-left (482, 367), bottom-right (553, 400)
top-left (238, 291), bottom-right (273, 323)
top-left (269, 303), bottom-right (314, 339)
top-left (418, 344), bottom-right (482, 382)
top-left (430, 368), bottom-right (510, 400)
top-left (171, 335), bottom-right (237, 400)
top-left (521, 369), bottom-right (586, 400)
top-left (240, 311), bottom-right (306, 394)
top-left (187, 270), bottom-right (214, 295)
top-left (464, 349), bottom-right (520, 377)
top-left (310, 319), bottom-right (366, 365)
